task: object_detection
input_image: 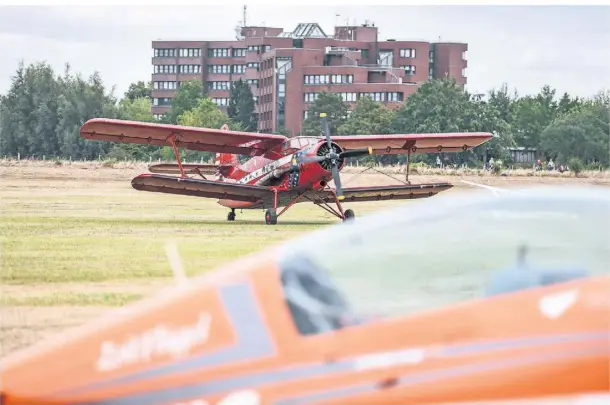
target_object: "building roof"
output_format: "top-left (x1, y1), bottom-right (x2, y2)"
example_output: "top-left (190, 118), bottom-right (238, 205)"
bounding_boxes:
top-left (277, 23), bottom-right (328, 38)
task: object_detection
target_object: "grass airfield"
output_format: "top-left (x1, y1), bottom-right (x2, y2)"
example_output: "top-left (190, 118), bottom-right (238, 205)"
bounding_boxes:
top-left (1, 161), bottom-right (609, 357)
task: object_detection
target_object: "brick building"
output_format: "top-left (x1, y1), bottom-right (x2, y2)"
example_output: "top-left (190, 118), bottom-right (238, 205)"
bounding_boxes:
top-left (151, 22), bottom-right (467, 135)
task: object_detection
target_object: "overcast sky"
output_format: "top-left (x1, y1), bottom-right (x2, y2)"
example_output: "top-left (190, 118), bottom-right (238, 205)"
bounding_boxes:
top-left (0, 5), bottom-right (608, 99)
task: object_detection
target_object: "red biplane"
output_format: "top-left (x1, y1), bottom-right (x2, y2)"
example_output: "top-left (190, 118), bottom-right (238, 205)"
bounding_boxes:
top-left (79, 114), bottom-right (493, 224)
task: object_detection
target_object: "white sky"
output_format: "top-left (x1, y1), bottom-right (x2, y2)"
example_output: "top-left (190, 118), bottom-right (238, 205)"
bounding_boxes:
top-left (0, 2), bottom-right (609, 99)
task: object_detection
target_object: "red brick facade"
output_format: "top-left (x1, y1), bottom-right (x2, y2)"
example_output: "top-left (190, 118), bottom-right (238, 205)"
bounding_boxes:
top-left (151, 23), bottom-right (467, 136)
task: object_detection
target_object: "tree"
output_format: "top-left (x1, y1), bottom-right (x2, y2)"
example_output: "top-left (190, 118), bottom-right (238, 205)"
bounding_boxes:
top-left (108, 97), bottom-right (158, 160)
top-left (227, 79), bottom-right (258, 132)
top-left (165, 80), bottom-right (204, 124)
top-left (337, 96), bottom-right (395, 135)
top-left (301, 92), bottom-right (348, 136)
top-left (124, 80), bottom-right (152, 101)
top-left (539, 101), bottom-right (609, 166)
top-left (391, 78), bottom-right (514, 166)
top-left (173, 97), bottom-right (243, 162)
top-left (0, 61), bottom-right (118, 159)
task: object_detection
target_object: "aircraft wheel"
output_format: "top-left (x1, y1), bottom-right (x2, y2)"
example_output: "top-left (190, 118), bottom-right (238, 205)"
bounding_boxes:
top-left (265, 208), bottom-right (277, 225)
top-left (343, 209), bottom-right (355, 221)
top-left (227, 211), bottom-right (236, 221)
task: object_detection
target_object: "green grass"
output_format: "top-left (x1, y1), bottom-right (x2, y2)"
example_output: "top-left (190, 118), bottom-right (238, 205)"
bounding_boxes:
top-left (0, 170), bottom-right (396, 310)
top-left (0, 291), bottom-right (143, 306)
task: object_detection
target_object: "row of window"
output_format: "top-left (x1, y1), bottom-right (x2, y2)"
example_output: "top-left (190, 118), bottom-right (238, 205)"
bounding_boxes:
top-left (153, 79), bottom-right (261, 91)
top-left (402, 65), bottom-right (416, 75)
top-left (247, 45), bottom-right (272, 53)
top-left (209, 48), bottom-right (247, 58)
top-left (208, 64), bottom-right (247, 74)
top-left (303, 74), bottom-right (354, 85)
top-left (153, 64), bottom-right (202, 74)
top-left (304, 92), bottom-right (404, 103)
top-left (154, 48), bottom-right (202, 58)
top-left (399, 48), bottom-right (416, 58)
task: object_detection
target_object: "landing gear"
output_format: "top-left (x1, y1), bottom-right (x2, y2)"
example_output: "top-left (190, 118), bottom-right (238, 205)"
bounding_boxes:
top-left (227, 208), bottom-right (236, 221)
top-left (343, 209), bottom-right (355, 221)
top-left (265, 208), bottom-right (277, 225)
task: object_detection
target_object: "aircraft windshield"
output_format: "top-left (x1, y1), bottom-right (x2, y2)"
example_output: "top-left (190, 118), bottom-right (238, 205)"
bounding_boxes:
top-left (276, 188), bottom-right (610, 334)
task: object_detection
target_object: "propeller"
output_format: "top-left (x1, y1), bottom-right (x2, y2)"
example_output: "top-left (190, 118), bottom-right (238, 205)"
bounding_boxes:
top-left (307, 113), bottom-right (372, 200)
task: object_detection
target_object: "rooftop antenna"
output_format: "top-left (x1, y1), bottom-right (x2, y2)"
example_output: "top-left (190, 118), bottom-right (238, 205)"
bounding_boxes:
top-left (243, 5), bottom-right (247, 27)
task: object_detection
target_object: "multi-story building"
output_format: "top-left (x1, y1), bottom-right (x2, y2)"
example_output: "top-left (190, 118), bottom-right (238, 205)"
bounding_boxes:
top-left (151, 22), bottom-right (467, 135)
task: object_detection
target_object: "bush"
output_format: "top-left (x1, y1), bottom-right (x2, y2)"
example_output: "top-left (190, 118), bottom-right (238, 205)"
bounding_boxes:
top-left (491, 159), bottom-right (503, 175)
top-left (568, 157), bottom-right (584, 177)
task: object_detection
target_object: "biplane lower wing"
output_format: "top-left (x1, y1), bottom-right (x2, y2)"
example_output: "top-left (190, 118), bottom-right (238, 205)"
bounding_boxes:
top-left (307, 183), bottom-right (454, 203)
top-left (80, 118), bottom-right (288, 156)
top-left (148, 163), bottom-right (220, 176)
top-left (131, 174), bottom-right (273, 203)
top-left (331, 132), bottom-right (494, 155)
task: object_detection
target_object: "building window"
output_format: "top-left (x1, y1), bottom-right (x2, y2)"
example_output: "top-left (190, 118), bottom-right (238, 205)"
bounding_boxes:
top-left (429, 51), bottom-right (434, 62)
top-left (153, 65), bottom-right (177, 74)
top-left (359, 92), bottom-right (385, 102)
top-left (247, 45), bottom-right (261, 52)
top-left (400, 48), bottom-right (416, 58)
top-left (154, 48), bottom-right (177, 58)
top-left (208, 65), bottom-right (231, 74)
top-left (153, 113), bottom-right (165, 120)
top-left (232, 64), bottom-right (246, 74)
top-left (338, 92), bottom-right (357, 102)
top-left (387, 92), bottom-right (403, 102)
top-left (208, 81), bottom-right (231, 91)
top-left (462, 51), bottom-right (467, 60)
top-left (402, 65), bottom-right (416, 75)
top-left (247, 62), bottom-right (259, 70)
top-left (304, 93), bottom-right (319, 103)
top-left (213, 98), bottom-right (229, 106)
top-left (462, 67), bottom-right (467, 77)
top-left (179, 64), bottom-right (201, 74)
top-left (209, 48), bottom-right (230, 58)
top-left (247, 79), bottom-right (259, 86)
top-left (264, 45), bottom-right (271, 53)
top-left (178, 48), bottom-right (201, 58)
top-left (233, 48), bottom-right (247, 57)
top-left (330, 74), bottom-right (354, 84)
top-left (304, 75), bottom-right (330, 85)
top-left (153, 81), bottom-right (177, 90)
top-left (152, 97), bottom-right (172, 106)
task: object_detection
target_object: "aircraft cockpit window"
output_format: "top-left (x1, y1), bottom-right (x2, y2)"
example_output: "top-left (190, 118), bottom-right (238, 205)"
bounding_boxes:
top-left (277, 188), bottom-right (610, 333)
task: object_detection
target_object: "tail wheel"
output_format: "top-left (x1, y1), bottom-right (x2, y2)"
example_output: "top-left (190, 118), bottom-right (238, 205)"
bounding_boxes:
top-left (265, 208), bottom-right (278, 225)
top-left (343, 209), bottom-right (355, 221)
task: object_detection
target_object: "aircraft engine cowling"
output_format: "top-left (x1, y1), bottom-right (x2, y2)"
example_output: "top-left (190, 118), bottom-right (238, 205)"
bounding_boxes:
top-left (314, 141), bottom-right (346, 172)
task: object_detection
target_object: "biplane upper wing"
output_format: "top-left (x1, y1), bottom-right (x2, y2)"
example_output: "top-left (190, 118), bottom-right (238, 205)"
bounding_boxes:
top-left (80, 118), bottom-right (288, 156)
top-left (304, 182), bottom-right (454, 203)
top-left (131, 174), bottom-right (273, 202)
top-left (331, 132), bottom-right (494, 155)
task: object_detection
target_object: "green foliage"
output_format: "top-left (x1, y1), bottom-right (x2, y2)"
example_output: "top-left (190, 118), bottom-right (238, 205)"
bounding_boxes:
top-left (491, 159), bottom-right (504, 175)
top-left (165, 80), bottom-right (204, 124)
top-left (568, 157), bottom-right (585, 176)
top-left (539, 101), bottom-right (609, 166)
top-left (123, 81), bottom-right (152, 101)
top-left (227, 79), bottom-right (258, 132)
top-left (0, 61), bottom-right (118, 159)
top-left (0, 61), bottom-right (607, 168)
top-left (301, 92), bottom-right (349, 136)
top-left (337, 96), bottom-right (396, 135)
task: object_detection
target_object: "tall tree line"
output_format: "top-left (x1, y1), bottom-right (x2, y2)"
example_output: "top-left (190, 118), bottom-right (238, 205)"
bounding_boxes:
top-left (0, 61), bottom-right (607, 168)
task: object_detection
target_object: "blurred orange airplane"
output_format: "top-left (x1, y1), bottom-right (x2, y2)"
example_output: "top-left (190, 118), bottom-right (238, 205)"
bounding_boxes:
top-left (1, 187), bottom-right (609, 405)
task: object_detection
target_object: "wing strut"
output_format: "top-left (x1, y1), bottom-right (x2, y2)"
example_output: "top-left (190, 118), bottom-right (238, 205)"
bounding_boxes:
top-left (406, 149), bottom-right (411, 184)
top-left (168, 133), bottom-right (186, 178)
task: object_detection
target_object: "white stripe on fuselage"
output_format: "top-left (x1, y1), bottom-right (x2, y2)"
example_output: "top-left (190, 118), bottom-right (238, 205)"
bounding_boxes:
top-left (236, 154), bottom-right (295, 185)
